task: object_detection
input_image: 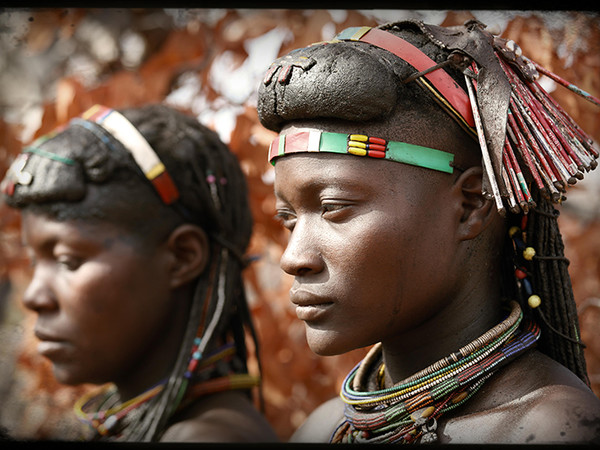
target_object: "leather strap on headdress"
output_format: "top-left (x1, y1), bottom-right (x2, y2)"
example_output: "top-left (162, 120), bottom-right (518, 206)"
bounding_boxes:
top-left (332, 24), bottom-right (509, 213)
top-left (334, 26), bottom-right (476, 134)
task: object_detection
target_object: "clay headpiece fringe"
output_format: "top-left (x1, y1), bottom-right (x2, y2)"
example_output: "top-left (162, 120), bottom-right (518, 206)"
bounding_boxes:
top-left (394, 20), bottom-right (599, 216)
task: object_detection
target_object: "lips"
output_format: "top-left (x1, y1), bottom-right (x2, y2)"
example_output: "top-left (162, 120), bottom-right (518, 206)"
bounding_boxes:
top-left (290, 289), bottom-right (334, 322)
top-left (34, 328), bottom-right (64, 343)
top-left (33, 328), bottom-right (70, 359)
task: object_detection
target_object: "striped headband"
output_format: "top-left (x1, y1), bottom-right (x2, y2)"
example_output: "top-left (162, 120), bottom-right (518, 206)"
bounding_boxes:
top-left (269, 130), bottom-right (455, 174)
top-left (79, 105), bottom-right (179, 205)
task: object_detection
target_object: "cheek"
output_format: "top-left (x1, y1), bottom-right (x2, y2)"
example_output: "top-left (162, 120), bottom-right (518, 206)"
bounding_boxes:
top-left (63, 259), bottom-right (172, 372)
top-left (335, 212), bottom-right (446, 328)
top-left (328, 219), bottom-right (407, 308)
top-left (67, 265), bottom-right (116, 316)
top-left (65, 256), bottom-right (170, 335)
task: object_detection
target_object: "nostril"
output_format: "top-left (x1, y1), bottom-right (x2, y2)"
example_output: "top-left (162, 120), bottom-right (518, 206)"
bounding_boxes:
top-left (22, 278), bottom-right (58, 312)
top-left (296, 267), bottom-right (312, 277)
top-left (280, 253), bottom-right (324, 277)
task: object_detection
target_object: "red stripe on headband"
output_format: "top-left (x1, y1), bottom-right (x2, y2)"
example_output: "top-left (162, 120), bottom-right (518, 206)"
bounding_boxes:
top-left (358, 28), bottom-right (475, 128)
top-left (284, 131), bottom-right (311, 153)
top-left (151, 171), bottom-right (180, 205)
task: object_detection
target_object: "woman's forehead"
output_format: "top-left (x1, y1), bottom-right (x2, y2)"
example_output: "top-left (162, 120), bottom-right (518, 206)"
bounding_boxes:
top-left (22, 211), bottom-right (119, 246)
top-left (273, 151), bottom-right (440, 199)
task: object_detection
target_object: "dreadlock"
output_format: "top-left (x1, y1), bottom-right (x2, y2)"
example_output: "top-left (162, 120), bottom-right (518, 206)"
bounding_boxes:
top-left (2, 104), bottom-right (261, 442)
top-left (120, 105), bottom-right (260, 441)
top-left (526, 192), bottom-right (589, 383)
top-left (500, 189), bottom-right (588, 385)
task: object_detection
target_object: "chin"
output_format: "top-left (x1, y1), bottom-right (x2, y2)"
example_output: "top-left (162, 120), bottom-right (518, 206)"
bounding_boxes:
top-left (305, 326), bottom-right (359, 356)
top-left (51, 364), bottom-right (91, 386)
top-left (52, 369), bottom-right (79, 386)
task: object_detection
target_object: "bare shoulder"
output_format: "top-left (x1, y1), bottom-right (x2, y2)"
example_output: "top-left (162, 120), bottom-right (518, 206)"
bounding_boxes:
top-left (290, 396), bottom-right (346, 443)
top-left (441, 351), bottom-right (600, 444)
top-left (160, 390), bottom-right (279, 442)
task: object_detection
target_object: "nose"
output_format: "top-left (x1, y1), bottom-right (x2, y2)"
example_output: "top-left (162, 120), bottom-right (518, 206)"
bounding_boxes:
top-left (280, 218), bottom-right (324, 277)
top-left (22, 263), bottom-right (59, 313)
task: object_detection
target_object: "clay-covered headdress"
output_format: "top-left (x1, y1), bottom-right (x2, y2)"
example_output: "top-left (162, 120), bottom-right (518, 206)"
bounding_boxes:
top-left (258, 19), bottom-right (599, 216)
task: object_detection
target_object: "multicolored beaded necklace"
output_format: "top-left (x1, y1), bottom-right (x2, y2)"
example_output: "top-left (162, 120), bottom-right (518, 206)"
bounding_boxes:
top-left (73, 343), bottom-right (259, 439)
top-left (330, 301), bottom-right (540, 444)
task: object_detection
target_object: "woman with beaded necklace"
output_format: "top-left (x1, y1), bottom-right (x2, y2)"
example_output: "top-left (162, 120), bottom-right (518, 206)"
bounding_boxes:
top-left (0, 104), bottom-right (278, 442)
top-left (257, 19), bottom-right (600, 443)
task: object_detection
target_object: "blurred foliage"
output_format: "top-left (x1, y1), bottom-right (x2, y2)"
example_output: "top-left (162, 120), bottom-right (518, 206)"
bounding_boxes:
top-left (0, 8), bottom-right (599, 441)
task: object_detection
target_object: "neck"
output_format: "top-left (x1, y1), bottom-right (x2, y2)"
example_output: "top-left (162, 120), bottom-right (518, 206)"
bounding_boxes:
top-left (380, 264), bottom-right (505, 386)
top-left (114, 289), bottom-right (193, 402)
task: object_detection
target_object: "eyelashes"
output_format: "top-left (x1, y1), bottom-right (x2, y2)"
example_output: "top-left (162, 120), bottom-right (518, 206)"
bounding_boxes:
top-left (274, 201), bottom-right (355, 232)
top-left (274, 210), bottom-right (296, 230)
top-left (56, 254), bottom-right (84, 271)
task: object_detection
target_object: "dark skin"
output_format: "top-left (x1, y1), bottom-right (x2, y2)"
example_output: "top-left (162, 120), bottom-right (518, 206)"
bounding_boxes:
top-left (273, 121), bottom-right (600, 444)
top-left (20, 211), bottom-right (278, 442)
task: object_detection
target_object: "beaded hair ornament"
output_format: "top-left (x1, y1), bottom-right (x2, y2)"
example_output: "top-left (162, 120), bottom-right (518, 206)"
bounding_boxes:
top-left (265, 20), bottom-right (599, 217)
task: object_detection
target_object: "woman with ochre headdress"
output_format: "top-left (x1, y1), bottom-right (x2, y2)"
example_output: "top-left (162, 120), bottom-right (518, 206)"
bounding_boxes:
top-left (257, 19), bottom-right (600, 443)
top-left (1, 104), bottom-right (278, 442)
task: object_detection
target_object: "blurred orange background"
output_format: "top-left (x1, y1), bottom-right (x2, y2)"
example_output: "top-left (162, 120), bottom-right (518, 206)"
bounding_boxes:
top-left (0, 8), bottom-right (599, 441)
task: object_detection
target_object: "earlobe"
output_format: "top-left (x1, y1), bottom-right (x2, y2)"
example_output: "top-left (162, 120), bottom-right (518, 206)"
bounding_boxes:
top-left (166, 224), bottom-right (209, 289)
top-left (454, 166), bottom-right (497, 241)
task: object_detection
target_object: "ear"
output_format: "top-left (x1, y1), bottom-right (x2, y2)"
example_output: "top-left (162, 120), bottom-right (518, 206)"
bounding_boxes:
top-left (165, 224), bottom-right (210, 289)
top-left (453, 166), bottom-right (497, 241)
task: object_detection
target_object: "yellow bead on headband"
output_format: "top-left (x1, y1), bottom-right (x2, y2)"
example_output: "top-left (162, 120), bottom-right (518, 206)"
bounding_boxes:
top-left (81, 105), bottom-right (179, 205)
top-left (269, 130), bottom-right (455, 174)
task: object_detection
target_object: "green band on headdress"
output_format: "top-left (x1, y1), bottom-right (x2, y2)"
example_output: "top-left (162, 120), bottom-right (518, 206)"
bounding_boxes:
top-left (23, 146), bottom-right (76, 166)
top-left (268, 130), bottom-right (454, 174)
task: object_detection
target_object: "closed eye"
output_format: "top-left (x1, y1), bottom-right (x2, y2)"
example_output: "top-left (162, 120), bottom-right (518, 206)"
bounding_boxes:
top-left (274, 210), bottom-right (297, 231)
top-left (321, 203), bottom-right (346, 213)
top-left (320, 201), bottom-right (355, 221)
top-left (56, 254), bottom-right (84, 271)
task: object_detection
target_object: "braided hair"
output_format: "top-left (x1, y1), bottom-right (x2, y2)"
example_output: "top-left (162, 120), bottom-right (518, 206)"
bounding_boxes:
top-left (2, 104), bottom-right (260, 441)
top-left (522, 194), bottom-right (588, 382)
top-left (257, 20), bottom-right (590, 384)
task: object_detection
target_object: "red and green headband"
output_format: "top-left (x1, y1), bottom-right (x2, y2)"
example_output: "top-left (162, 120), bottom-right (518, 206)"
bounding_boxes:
top-left (269, 130), bottom-right (455, 174)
